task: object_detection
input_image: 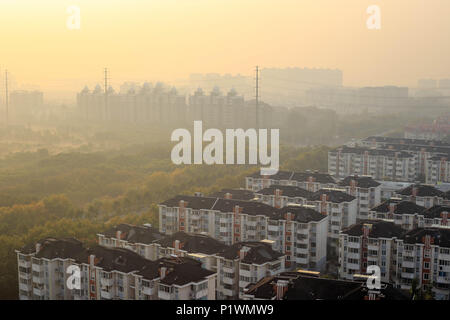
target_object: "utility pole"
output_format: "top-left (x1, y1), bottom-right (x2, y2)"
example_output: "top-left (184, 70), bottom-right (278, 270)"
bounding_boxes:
top-left (104, 68), bottom-right (108, 121)
top-left (5, 70), bottom-right (9, 127)
top-left (255, 65), bottom-right (259, 129)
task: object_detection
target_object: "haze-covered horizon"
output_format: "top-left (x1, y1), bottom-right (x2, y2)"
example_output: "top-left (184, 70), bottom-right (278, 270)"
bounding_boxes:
top-left (1, 0), bottom-right (450, 103)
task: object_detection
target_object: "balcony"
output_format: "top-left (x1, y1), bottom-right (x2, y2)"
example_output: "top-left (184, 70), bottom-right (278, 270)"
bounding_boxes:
top-left (222, 276), bottom-right (234, 285)
top-left (18, 260), bottom-right (31, 268)
top-left (19, 272), bottom-right (32, 280)
top-left (194, 289), bottom-right (208, 300)
top-left (100, 290), bottom-right (113, 299)
top-left (240, 269), bottom-right (251, 278)
top-left (142, 286), bottom-right (155, 296)
top-left (401, 272), bottom-right (415, 279)
top-left (19, 283), bottom-right (31, 291)
top-left (268, 225), bottom-right (279, 232)
top-left (32, 264), bottom-right (43, 273)
top-left (222, 265), bottom-right (235, 274)
top-left (33, 287), bottom-right (44, 297)
top-left (33, 276), bottom-right (44, 284)
top-left (402, 261), bottom-right (415, 269)
top-left (221, 288), bottom-right (234, 297)
top-left (100, 278), bottom-right (114, 287)
top-left (158, 291), bottom-right (173, 300)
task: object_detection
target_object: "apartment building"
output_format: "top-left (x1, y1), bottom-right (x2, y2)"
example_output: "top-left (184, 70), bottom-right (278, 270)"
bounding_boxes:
top-left (255, 185), bottom-right (313, 208)
top-left (426, 155), bottom-right (450, 184)
top-left (368, 199), bottom-right (427, 231)
top-left (159, 195), bottom-right (279, 245)
top-left (305, 189), bottom-right (358, 249)
top-left (77, 83), bottom-right (187, 125)
top-left (395, 184), bottom-right (450, 208)
top-left (265, 205), bottom-right (328, 271)
top-left (245, 170), bottom-right (337, 192)
top-left (242, 271), bottom-right (408, 300)
top-left (393, 228), bottom-right (450, 300)
top-left (338, 175), bottom-right (381, 220)
top-left (16, 238), bottom-right (216, 300)
top-left (159, 195), bottom-right (328, 270)
top-left (338, 221), bottom-right (404, 283)
top-left (215, 242), bottom-right (285, 299)
top-left (328, 146), bottom-right (416, 181)
top-left (336, 136), bottom-right (450, 183)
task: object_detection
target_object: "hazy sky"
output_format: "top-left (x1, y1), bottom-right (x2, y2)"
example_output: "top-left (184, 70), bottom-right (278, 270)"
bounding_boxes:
top-left (1, 0), bottom-right (450, 96)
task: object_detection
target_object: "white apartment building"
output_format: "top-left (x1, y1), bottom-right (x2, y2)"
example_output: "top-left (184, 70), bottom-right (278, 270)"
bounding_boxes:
top-left (305, 189), bottom-right (358, 250)
top-left (215, 242), bottom-right (285, 299)
top-left (338, 221), bottom-right (404, 283)
top-left (265, 205), bottom-right (328, 271)
top-left (338, 175), bottom-right (381, 220)
top-left (245, 170), bottom-right (337, 192)
top-left (16, 238), bottom-right (216, 300)
top-left (254, 185), bottom-right (313, 208)
top-left (328, 146), bottom-right (416, 181)
top-left (392, 228), bottom-right (450, 300)
top-left (368, 199), bottom-right (427, 231)
top-left (395, 184), bottom-right (450, 208)
top-left (159, 195), bottom-right (328, 272)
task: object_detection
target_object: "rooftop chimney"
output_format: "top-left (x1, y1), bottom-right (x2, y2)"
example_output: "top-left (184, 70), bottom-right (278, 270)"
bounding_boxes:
top-left (116, 230), bottom-right (122, 240)
top-left (160, 267), bottom-right (167, 280)
top-left (389, 203), bottom-right (396, 214)
top-left (174, 240), bottom-right (181, 254)
top-left (239, 246), bottom-right (250, 260)
top-left (225, 192), bottom-right (232, 199)
top-left (89, 254), bottom-right (96, 266)
top-left (35, 243), bottom-right (41, 254)
top-left (275, 280), bottom-right (288, 300)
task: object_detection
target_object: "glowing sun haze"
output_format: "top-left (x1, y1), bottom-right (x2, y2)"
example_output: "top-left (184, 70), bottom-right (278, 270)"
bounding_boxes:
top-left (1, 0), bottom-right (449, 96)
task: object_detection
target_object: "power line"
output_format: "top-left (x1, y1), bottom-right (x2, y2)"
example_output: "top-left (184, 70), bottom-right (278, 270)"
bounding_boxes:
top-left (255, 66), bottom-right (259, 129)
top-left (5, 70), bottom-right (9, 126)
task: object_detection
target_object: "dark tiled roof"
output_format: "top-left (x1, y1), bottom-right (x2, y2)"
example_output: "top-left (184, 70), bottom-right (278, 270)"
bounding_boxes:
top-left (422, 205), bottom-right (450, 219)
top-left (102, 224), bottom-right (164, 244)
top-left (309, 189), bottom-right (356, 203)
top-left (341, 220), bottom-right (404, 239)
top-left (245, 272), bottom-right (408, 300)
top-left (276, 206), bottom-right (326, 223)
top-left (397, 184), bottom-right (445, 197)
top-left (34, 238), bottom-right (86, 259)
top-left (255, 185), bottom-right (313, 198)
top-left (209, 189), bottom-right (256, 201)
top-left (218, 242), bottom-right (283, 264)
top-left (157, 257), bottom-right (215, 286)
top-left (371, 199), bottom-right (426, 215)
top-left (402, 228), bottom-right (450, 248)
top-left (160, 195), bottom-right (218, 210)
top-left (339, 175), bottom-right (381, 188)
top-left (212, 198), bottom-right (279, 217)
top-left (75, 245), bottom-right (152, 273)
top-left (248, 170), bottom-right (293, 180)
top-left (155, 232), bottom-right (228, 255)
top-left (363, 136), bottom-right (450, 149)
top-left (248, 170), bottom-right (336, 184)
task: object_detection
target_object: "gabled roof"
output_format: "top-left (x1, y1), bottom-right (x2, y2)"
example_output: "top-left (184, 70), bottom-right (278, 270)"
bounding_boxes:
top-left (155, 232), bottom-right (228, 255)
top-left (160, 195), bottom-right (218, 210)
top-left (397, 184), bottom-right (445, 198)
top-left (402, 228), bottom-right (450, 248)
top-left (276, 206), bottom-right (327, 223)
top-left (422, 205), bottom-right (450, 219)
top-left (248, 170), bottom-right (336, 184)
top-left (101, 224), bottom-right (164, 244)
top-left (341, 220), bottom-right (404, 239)
top-left (255, 185), bottom-right (313, 198)
top-left (339, 175), bottom-right (381, 188)
top-left (217, 241), bottom-right (283, 264)
top-left (209, 188), bottom-right (255, 201)
top-left (371, 199), bottom-right (426, 215)
top-left (32, 238), bottom-right (85, 259)
top-left (309, 189), bottom-right (356, 203)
